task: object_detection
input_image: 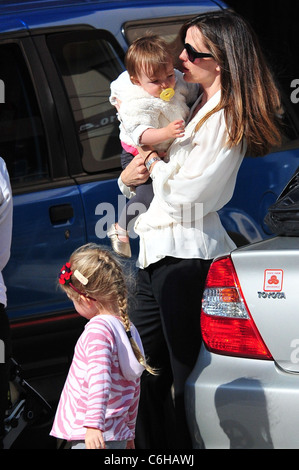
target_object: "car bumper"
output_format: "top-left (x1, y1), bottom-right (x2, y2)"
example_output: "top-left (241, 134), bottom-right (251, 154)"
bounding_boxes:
top-left (185, 345), bottom-right (299, 449)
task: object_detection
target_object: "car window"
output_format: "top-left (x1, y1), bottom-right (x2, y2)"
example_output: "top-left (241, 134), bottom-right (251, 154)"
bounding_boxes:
top-left (47, 31), bottom-right (125, 173)
top-left (0, 43), bottom-right (49, 187)
top-left (123, 14), bottom-right (198, 69)
top-left (123, 15), bottom-right (192, 43)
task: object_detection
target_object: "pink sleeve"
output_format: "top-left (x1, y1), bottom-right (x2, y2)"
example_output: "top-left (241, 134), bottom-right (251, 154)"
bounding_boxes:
top-left (121, 141), bottom-right (139, 156)
top-left (126, 377), bottom-right (140, 435)
top-left (83, 326), bottom-right (114, 430)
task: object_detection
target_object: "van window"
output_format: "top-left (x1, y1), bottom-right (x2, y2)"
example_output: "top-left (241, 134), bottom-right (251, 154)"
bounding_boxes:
top-left (123, 15), bottom-right (191, 44)
top-left (123, 14), bottom-right (201, 69)
top-left (0, 43), bottom-right (49, 187)
top-left (47, 31), bottom-right (125, 173)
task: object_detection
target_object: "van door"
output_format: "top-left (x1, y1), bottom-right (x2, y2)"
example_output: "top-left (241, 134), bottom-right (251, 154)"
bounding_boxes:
top-left (45, 30), bottom-right (127, 249)
top-left (0, 40), bottom-right (86, 322)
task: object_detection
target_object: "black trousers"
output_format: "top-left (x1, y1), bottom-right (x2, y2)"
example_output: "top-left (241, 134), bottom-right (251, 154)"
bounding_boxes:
top-left (0, 303), bottom-right (11, 448)
top-left (130, 256), bottom-right (212, 449)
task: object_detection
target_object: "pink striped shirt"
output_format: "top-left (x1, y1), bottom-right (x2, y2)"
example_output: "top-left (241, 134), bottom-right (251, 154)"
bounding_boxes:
top-left (50, 315), bottom-right (144, 442)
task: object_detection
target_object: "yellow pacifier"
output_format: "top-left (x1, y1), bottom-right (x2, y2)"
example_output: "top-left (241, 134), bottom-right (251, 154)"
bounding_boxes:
top-left (160, 88), bottom-right (175, 102)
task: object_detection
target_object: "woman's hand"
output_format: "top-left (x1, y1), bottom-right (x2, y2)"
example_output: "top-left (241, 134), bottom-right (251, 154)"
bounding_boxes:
top-left (121, 154), bottom-right (150, 187)
top-left (85, 427), bottom-right (105, 449)
top-left (136, 145), bottom-right (154, 162)
top-left (136, 146), bottom-right (162, 172)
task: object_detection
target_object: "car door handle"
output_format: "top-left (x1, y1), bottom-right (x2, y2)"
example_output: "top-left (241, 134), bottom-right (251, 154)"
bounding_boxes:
top-left (49, 204), bottom-right (74, 225)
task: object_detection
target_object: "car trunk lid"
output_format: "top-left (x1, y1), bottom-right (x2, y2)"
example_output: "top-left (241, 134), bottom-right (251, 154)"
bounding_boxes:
top-left (232, 237), bottom-right (299, 373)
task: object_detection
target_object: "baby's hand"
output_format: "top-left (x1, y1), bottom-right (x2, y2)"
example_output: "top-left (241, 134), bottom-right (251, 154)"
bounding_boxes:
top-left (114, 97), bottom-right (122, 111)
top-left (166, 120), bottom-right (185, 139)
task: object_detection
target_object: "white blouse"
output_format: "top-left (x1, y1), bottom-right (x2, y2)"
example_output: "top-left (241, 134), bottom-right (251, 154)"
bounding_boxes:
top-left (0, 157), bottom-right (13, 306)
top-left (118, 90), bottom-right (247, 269)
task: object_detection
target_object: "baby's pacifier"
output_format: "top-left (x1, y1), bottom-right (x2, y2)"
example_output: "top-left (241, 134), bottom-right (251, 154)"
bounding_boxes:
top-left (160, 88), bottom-right (175, 102)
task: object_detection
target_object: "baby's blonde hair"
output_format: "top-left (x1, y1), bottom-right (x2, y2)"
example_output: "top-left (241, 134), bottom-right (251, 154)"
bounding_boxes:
top-left (59, 243), bottom-right (156, 375)
top-left (125, 33), bottom-right (174, 82)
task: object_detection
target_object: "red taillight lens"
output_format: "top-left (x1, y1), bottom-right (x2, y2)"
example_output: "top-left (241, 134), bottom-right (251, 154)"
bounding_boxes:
top-left (201, 257), bottom-right (272, 360)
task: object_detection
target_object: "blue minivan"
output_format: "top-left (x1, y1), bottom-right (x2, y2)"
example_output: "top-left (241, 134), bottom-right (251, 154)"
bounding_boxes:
top-left (1, 0), bottom-right (299, 390)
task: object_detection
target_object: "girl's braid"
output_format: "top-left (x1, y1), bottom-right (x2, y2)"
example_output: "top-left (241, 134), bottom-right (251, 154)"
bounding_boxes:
top-left (98, 249), bottom-right (157, 376)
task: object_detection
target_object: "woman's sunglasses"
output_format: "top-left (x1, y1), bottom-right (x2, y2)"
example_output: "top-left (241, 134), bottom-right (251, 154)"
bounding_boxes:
top-left (184, 43), bottom-right (213, 63)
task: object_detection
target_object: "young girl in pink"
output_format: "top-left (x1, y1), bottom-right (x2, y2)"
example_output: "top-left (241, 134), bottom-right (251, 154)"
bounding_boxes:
top-left (50, 243), bottom-right (154, 449)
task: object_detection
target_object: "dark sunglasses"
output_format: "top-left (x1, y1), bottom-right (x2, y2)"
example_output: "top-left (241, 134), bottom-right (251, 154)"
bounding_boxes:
top-left (184, 43), bottom-right (213, 63)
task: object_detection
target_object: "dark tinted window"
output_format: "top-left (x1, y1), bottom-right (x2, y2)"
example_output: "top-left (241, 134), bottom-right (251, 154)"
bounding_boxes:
top-left (48, 32), bottom-right (125, 173)
top-left (0, 44), bottom-right (49, 186)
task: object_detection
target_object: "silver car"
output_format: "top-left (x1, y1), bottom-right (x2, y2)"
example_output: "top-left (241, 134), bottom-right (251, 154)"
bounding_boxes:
top-left (186, 236), bottom-right (299, 449)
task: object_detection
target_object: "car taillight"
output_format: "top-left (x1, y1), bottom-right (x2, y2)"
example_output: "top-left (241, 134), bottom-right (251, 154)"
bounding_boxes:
top-left (201, 256), bottom-right (272, 360)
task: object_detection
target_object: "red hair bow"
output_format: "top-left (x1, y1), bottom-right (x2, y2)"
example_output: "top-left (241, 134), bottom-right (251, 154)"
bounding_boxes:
top-left (59, 262), bottom-right (72, 285)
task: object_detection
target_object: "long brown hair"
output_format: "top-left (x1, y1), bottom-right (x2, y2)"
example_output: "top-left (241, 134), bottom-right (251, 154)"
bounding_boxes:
top-left (180, 11), bottom-right (282, 157)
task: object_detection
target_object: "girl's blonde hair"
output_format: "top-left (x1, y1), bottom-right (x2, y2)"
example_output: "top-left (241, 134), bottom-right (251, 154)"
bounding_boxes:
top-left (180, 11), bottom-right (282, 157)
top-left (59, 243), bottom-right (156, 375)
top-left (125, 33), bottom-right (174, 81)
